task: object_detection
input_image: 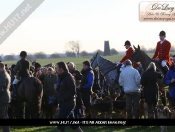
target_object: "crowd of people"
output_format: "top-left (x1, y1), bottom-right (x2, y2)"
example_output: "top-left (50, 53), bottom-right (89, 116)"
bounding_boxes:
top-left (0, 30), bottom-right (175, 132)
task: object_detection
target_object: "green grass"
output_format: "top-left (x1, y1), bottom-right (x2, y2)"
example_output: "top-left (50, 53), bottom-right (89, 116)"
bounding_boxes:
top-left (1, 126), bottom-right (173, 132)
top-left (2, 53), bottom-right (175, 132)
top-left (3, 52), bottom-right (175, 71)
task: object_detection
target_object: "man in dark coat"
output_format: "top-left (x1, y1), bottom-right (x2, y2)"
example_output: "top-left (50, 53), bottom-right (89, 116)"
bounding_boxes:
top-left (0, 62), bottom-right (11, 132)
top-left (56, 62), bottom-right (83, 132)
top-left (67, 62), bottom-right (84, 118)
top-left (141, 62), bottom-right (163, 118)
top-left (80, 60), bottom-right (94, 119)
top-left (44, 67), bottom-right (57, 118)
top-left (68, 62), bottom-right (82, 86)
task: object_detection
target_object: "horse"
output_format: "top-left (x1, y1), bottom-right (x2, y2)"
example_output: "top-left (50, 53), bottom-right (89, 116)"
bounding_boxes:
top-left (130, 45), bottom-right (168, 106)
top-left (90, 53), bottom-right (121, 95)
top-left (14, 77), bottom-right (43, 118)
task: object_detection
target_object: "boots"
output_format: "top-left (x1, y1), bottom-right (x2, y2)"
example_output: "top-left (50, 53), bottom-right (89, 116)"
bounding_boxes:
top-left (73, 127), bottom-right (83, 132)
top-left (126, 111), bottom-right (132, 119)
top-left (134, 109), bottom-right (140, 119)
top-left (12, 84), bottom-right (18, 101)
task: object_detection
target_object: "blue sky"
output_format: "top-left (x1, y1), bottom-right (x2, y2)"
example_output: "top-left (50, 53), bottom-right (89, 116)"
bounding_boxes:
top-left (0, 0), bottom-right (175, 55)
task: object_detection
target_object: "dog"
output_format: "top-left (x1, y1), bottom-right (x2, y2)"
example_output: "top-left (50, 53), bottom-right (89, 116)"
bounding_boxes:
top-left (88, 97), bottom-right (113, 119)
top-left (156, 105), bottom-right (172, 132)
top-left (109, 93), bottom-right (120, 101)
top-left (113, 100), bottom-right (126, 118)
top-left (91, 92), bottom-right (100, 105)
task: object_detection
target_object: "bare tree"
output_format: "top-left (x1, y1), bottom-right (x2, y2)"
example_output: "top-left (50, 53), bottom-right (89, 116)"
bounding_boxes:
top-left (65, 40), bottom-right (81, 58)
top-left (110, 48), bottom-right (119, 55)
top-left (34, 52), bottom-right (47, 59)
top-left (81, 50), bottom-right (89, 58)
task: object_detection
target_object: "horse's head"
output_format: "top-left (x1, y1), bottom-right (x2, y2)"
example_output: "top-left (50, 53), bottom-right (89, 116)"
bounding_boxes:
top-left (90, 52), bottom-right (98, 69)
top-left (130, 45), bottom-right (142, 63)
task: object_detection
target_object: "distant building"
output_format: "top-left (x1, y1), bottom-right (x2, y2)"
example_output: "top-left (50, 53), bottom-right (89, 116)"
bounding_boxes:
top-left (104, 41), bottom-right (111, 56)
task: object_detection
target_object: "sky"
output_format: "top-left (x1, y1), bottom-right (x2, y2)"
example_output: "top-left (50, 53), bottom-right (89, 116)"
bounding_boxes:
top-left (0, 0), bottom-right (175, 55)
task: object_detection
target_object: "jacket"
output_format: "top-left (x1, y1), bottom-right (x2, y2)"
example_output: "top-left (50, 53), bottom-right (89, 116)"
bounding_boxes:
top-left (13, 59), bottom-right (30, 79)
top-left (44, 74), bottom-right (58, 97)
top-left (165, 66), bottom-right (175, 98)
top-left (80, 67), bottom-right (94, 93)
top-left (0, 70), bottom-right (11, 104)
top-left (119, 65), bottom-right (141, 93)
top-left (70, 69), bottom-right (82, 86)
top-left (152, 40), bottom-right (172, 66)
top-left (56, 70), bottom-right (76, 105)
top-left (120, 47), bottom-right (134, 64)
top-left (141, 68), bottom-right (163, 104)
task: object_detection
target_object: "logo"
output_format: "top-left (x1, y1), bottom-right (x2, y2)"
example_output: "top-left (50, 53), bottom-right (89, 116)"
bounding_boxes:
top-left (139, 2), bottom-right (175, 22)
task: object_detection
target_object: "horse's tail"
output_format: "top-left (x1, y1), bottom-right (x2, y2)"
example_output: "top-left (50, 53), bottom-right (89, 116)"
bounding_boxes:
top-left (32, 77), bottom-right (43, 117)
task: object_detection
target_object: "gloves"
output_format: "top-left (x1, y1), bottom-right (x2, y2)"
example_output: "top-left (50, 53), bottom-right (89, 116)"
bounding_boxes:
top-left (116, 62), bottom-right (121, 65)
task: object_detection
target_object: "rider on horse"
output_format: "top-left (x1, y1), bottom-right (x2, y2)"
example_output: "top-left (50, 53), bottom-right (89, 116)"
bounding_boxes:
top-left (152, 31), bottom-right (173, 75)
top-left (115, 40), bottom-right (141, 83)
top-left (12, 51), bottom-right (30, 101)
top-left (116, 40), bottom-right (141, 69)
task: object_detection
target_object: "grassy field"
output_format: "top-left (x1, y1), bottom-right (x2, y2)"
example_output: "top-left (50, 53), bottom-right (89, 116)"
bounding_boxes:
top-left (1, 53), bottom-right (175, 132)
top-left (2, 54), bottom-right (157, 71)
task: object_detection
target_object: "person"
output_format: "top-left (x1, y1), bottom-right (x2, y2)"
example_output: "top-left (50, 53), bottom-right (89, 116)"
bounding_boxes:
top-left (80, 60), bottom-right (94, 119)
top-left (152, 30), bottom-right (173, 75)
top-left (56, 62), bottom-right (83, 132)
top-left (115, 40), bottom-right (141, 83)
top-left (0, 62), bottom-right (11, 132)
top-left (119, 59), bottom-right (141, 119)
top-left (34, 62), bottom-right (41, 78)
top-left (165, 55), bottom-right (175, 113)
top-left (68, 62), bottom-right (82, 86)
top-left (12, 51), bottom-right (30, 100)
top-left (67, 62), bottom-right (85, 118)
top-left (44, 67), bottom-right (58, 118)
top-left (5, 64), bottom-right (8, 71)
top-left (141, 62), bottom-right (163, 118)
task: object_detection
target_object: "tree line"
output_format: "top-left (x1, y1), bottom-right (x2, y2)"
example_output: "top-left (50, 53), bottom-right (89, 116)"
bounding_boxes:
top-left (0, 41), bottom-right (119, 61)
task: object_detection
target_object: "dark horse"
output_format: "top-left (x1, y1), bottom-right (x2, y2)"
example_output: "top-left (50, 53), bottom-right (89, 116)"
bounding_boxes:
top-left (130, 45), bottom-right (168, 106)
top-left (15, 77), bottom-right (43, 118)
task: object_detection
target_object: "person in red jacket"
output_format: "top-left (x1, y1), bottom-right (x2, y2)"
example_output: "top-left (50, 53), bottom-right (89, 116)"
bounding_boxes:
top-left (117, 40), bottom-right (141, 71)
top-left (120, 40), bottom-right (134, 64)
top-left (152, 31), bottom-right (173, 75)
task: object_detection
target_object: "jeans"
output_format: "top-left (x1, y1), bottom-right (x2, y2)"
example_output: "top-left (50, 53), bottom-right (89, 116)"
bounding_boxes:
top-left (82, 93), bottom-right (91, 118)
top-left (57, 101), bottom-right (79, 131)
top-left (125, 92), bottom-right (140, 111)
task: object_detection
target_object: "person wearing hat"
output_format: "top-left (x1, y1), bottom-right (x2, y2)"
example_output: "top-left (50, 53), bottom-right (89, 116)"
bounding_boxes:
top-left (152, 31), bottom-right (173, 75)
top-left (12, 51), bottom-right (30, 100)
top-left (116, 41), bottom-right (136, 70)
